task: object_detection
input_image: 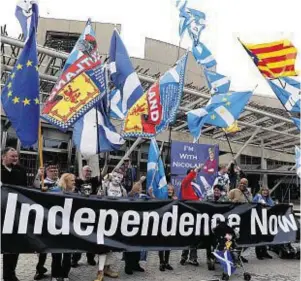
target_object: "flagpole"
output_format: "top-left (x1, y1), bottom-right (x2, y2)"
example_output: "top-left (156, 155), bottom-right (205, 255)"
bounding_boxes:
top-left (177, 37), bottom-right (183, 60)
top-left (165, 126), bottom-right (172, 171)
top-left (38, 120), bottom-right (46, 191)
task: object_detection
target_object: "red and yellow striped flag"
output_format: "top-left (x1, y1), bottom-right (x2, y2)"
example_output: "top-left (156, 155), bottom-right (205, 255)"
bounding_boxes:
top-left (244, 40), bottom-right (298, 78)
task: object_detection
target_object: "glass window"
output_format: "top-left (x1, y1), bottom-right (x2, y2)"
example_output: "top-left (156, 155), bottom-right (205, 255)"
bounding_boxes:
top-left (251, 157), bottom-right (261, 165)
top-left (20, 142), bottom-right (38, 152)
top-left (44, 138), bottom-right (68, 150)
top-left (6, 127), bottom-right (18, 149)
top-left (43, 151), bottom-right (68, 175)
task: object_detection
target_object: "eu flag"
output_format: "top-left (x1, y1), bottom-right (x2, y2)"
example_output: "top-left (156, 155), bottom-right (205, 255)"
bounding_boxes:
top-left (1, 4), bottom-right (39, 146)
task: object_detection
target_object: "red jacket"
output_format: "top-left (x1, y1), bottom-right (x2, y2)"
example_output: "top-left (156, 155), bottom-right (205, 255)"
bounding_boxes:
top-left (181, 171), bottom-right (199, 200)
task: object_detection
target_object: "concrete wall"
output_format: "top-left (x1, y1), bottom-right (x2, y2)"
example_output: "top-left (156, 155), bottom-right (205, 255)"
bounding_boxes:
top-left (37, 18), bottom-right (121, 55)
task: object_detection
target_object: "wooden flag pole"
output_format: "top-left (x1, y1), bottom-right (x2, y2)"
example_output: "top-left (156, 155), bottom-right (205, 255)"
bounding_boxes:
top-left (38, 121), bottom-right (46, 191)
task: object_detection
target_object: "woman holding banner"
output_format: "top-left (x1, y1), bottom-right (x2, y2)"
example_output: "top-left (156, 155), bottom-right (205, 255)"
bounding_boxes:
top-left (48, 173), bottom-right (76, 281)
top-left (253, 187), bottom-right (274, 260)
top-left (158, 183), bottom-right (177, 271)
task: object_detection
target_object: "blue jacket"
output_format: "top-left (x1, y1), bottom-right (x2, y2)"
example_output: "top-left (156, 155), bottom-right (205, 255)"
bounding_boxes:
top-left (253, 194), bottom-right (274, 206)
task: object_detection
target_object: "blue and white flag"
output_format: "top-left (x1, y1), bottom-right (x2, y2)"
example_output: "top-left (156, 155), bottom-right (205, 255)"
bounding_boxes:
top-left (267, 77), bottom-right (300, 113)
top-left (177, 1), bottom-right (206, 41)
top-left (178, 1), bottom-right (192, 38)
top-left (15, 0), bottom-right (38, 40)
top-left (295, 146), bottom-right (301, 178)
top-left (109, 29), bottom-right (144, 117)
top-left (187, 91), bottom-right (252, 142)
top-left (204, 69), bottom-right (231, 94)
top-left (186, 8), bottom-right (206, 43)
top-left (1, 1), bottom-right (39, 146)
top-left (192, 42), bottom-right (217, 69)
top-left (73, 92), bottom-right (125, 159)
top-left (292, 117), bottom-right (300, 131)
top-left (146, 138), bottom-right (168, 199)
top-left (109, 89), bottom-right (124, 120)
top-left (213, 250), bottom-right (236, 276)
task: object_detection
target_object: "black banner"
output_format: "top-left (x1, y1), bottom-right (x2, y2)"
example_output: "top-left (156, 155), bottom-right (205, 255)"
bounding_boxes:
top-left (1, 185), bottom-right (298, 254)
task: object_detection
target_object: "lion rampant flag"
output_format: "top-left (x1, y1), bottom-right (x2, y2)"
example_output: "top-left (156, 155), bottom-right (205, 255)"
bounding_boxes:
top-left (122, 53), bottom-right (188, 138)
top-left (41, 19), bottom-right (106, 131)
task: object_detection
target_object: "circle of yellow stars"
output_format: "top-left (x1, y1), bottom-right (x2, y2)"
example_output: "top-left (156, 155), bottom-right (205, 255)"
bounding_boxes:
top-left (5, 60), bottom-right (40, 106)
top-left (210, 93), bottom-right (232, 120)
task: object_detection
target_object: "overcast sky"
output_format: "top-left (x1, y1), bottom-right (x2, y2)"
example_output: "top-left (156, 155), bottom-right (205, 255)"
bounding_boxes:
top-left (1, 0), bottom-right (300, 96)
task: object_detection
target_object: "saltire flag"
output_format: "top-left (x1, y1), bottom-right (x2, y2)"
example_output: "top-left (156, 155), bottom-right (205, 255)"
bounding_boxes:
top-left (204, 69), bottom-right (231, 94)
top-left (192, 42), bottom-right (217, 69)
top-left (73, 91), bottom-right (125, 159)
top-left (267, 77), bottom-right (300, 113)
top-left (177, 1), bottom-right (206, 41)
top-left (109, 89), bottom-right (124, 120)
top-left (241, 39), bottom-right (298, 78)
top-left (109, 29), bottom-right (144, 117)
top-left (1, 1), bottom-right (39, 146)
top-left (223, 121), bottom-right (241, 134)
top-left (41, 19), bottom-right (106, 131)
top-left (191, 182), bottom-right (204, 199)
top-left (15, 0), bottom-right (39, 40)
top-left (178, 1), bottom-right (193, 38)
top-left (122, 52), bottom-right (188, 138)
top-left (292, 117), bottom-right (300, 131)
top-left (187, 91), bottom-right (252, 142)
top-left (295, 146), bottom-right (301, 178)
top-left (213, 250), bottom-right (236, 276)
top-left (186, 8), bottom-right (206, 43)
top-left (146, 138), bottom-right (168, 199)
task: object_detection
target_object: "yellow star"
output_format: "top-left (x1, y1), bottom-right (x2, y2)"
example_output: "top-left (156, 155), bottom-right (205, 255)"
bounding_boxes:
top-left (7, 82), bottom-right (12, 89)
top-left (220, 108), bottom-right (226, 115)
top-left (210, 114), bottom-right (216, 120)
top-left (7, 91), bottom-right (13, 98)
top-left (11, 73), bottom-right (15, 79)
top-left (13, 96), bottom-right (20, 104)
top-left (35, 65), bottom-right (39, 71)
top-left (17, 64), bottom-right (23, 70)
top-left (23, 98), bottom-right (30, 106)
top-left (227, 93), bottom-right (232, 96)
top-left (226, 101), bottom-right (231, 106)
top-left (222, 97), bottom-right (227, 102)
top-left (34, 98), bottom-right (40, 104)
top-left (26, 60), bottom-right (33, 67)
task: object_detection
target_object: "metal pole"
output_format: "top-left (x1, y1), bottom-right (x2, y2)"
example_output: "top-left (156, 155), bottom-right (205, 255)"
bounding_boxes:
top-left (224, 132), bottom-right (235, 158)
top-left (233, 127), bottom-right (261, 161)
top-left (113, 137), bottom-right (142, 171)
top-left (260, 139), bottom-right (268, 187)
top-left (77, 150), bottom-right (83, 178)
top-left (270, 164), bottom-right (296, 195)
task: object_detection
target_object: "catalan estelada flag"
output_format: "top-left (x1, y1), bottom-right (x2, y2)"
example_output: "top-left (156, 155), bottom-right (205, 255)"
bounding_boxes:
top-left (241, 39), bottom-right (298, 78)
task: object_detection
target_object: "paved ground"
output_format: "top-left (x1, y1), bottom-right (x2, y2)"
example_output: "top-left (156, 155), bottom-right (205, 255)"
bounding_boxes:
top-left (11, 248), bottom-right (300, 281)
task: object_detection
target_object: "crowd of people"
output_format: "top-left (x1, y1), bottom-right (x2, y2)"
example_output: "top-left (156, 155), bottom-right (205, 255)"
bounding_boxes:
top-left (1, 146), bottom-right (279, 281)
